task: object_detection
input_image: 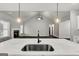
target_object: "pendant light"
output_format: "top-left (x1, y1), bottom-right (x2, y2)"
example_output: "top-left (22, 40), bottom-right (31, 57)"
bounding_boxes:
top-left (56, 3), bottom-right (60, 23)
top-left (37, 11), bottom-right (43, 21)
top-left (17, 3), bottom-right (21, 23)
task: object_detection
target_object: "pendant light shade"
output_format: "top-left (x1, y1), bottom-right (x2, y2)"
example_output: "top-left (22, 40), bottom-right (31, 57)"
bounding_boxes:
top-left (17, 17), bottom-right (21, 23)
top-left (56, 18), bottom-right (60, 23)
top-left (17, 3), bottom-right (21, 23)
top-left (38, 16), bottom-right (43, 20)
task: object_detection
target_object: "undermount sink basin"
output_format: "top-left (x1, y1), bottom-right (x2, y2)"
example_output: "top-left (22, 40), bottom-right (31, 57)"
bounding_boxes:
top-left (21, 44), bottom-right (54, 51)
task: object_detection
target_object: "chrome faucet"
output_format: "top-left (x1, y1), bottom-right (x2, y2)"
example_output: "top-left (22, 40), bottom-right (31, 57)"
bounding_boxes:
top-left (37, 30), bottom-right (41, 43)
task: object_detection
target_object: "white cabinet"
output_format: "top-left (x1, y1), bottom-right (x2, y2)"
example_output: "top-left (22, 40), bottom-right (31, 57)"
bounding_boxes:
top-left (77, 16), bottom-right (79, 29)
top-left (59, 20), bottom-right (70, 38)
top-left (73, 36), bottom-right (79, 43)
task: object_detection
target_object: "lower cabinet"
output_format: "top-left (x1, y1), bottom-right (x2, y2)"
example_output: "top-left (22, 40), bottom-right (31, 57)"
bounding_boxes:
top-left (0, 37), bottom-right (10, 42)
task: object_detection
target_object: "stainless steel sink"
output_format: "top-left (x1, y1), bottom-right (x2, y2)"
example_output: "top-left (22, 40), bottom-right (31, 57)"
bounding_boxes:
top-left (21, 44), bottom-right (54, 51)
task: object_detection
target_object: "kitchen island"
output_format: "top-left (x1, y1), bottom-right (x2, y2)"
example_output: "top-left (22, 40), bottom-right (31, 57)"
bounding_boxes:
top-left (0, 38), bottom-right (79, 56)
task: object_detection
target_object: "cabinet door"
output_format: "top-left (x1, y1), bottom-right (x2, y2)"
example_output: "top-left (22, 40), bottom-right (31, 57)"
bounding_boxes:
top-left (59, 20), bottom-right (70, 38)
top-left (77, 16), bottom-right (79, 29)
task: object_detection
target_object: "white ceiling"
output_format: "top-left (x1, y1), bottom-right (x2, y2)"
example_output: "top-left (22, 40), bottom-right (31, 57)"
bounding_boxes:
top-left (0, 3), bottom-right (78, 11)
top-left (0, 11), bottom-right (70, 23)
top-left (0, 3), bottom-right (79, 23)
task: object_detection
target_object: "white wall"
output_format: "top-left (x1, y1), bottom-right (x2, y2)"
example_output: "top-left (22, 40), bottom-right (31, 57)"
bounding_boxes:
top-left (70, 12), bottom-right (79, 42)
top-left (54, 24), bottom-right (59, 37)
top-left (24, 17), bottom-right (53, 36)
top-left (70, 10), bottom-right (77, 41)
top-left (0, 12), bottom-right (60, 37)
top-left (59, 20), bottom-right (70, 38)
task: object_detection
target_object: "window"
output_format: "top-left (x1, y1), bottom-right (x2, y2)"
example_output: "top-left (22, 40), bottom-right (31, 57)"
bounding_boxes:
top-left (0, 20), bottom-right (10, 37)
top-left (0, 23), bottom-right (3, 36)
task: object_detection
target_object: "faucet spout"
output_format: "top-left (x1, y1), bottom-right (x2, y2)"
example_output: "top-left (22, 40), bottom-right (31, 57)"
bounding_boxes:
top-left (37, 30), bottom-right (41, 43)
top-left (37, 39), bottom-right (41, 43)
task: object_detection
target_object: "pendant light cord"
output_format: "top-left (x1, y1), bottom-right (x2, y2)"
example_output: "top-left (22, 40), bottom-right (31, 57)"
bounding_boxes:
top-left (39, 11), bottom-right (41, 17)
top-left (57, 3), bottom-right (58, 17)
top-left (18, 3), bottom-right (20, 17)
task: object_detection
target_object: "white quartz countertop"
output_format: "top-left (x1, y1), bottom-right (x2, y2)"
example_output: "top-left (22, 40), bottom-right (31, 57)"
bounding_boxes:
top-left (0, 38), bottom-right (79, 56)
